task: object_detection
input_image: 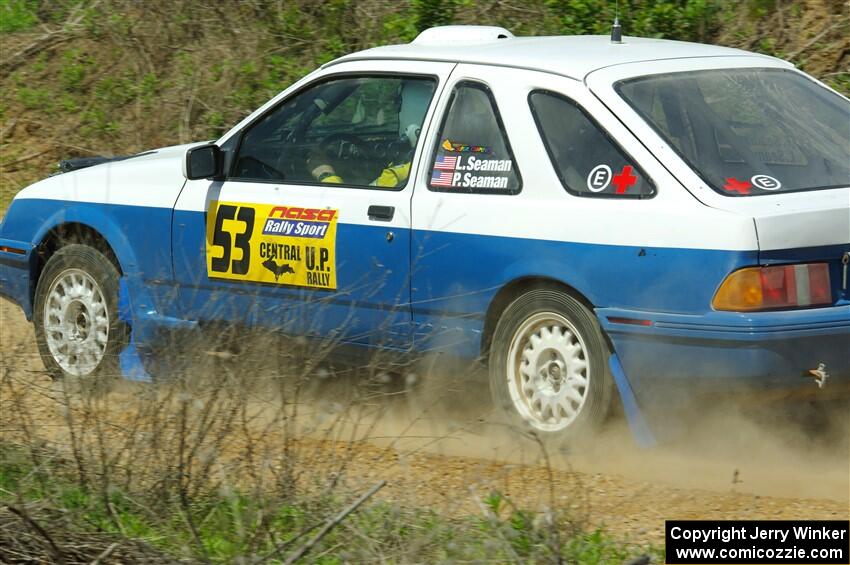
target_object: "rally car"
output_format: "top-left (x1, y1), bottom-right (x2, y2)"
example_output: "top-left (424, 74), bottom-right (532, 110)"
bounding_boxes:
top-left (1, 25), bottom-right (848, 444)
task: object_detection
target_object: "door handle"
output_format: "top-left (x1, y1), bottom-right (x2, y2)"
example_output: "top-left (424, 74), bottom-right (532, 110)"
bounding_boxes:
top-left (368, 205), bottom-right (394, 222)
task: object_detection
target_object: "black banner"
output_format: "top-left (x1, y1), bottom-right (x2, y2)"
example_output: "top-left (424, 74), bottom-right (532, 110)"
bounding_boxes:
top-left (666, 520), bottom-right (849, 564)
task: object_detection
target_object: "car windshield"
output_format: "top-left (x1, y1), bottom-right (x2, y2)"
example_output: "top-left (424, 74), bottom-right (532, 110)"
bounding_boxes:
top-left (616, 68), bottom-right (850, 196)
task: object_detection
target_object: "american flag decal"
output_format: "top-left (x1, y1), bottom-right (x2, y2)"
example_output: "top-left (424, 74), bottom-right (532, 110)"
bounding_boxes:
top-left (431, 170), bottom-right (454, 187)
top-left (434, 155), bottom-right (458, 170)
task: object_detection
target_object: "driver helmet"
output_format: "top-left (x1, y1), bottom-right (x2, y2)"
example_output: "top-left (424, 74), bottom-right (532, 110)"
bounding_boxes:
top-left (398, 80), bottom-right (433, 148)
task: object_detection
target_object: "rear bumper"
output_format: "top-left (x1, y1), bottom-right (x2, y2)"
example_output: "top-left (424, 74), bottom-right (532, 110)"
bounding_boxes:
top-left (597, 304), bottom-right (850, 394)
top-left (0, 237), bottom-right (35, 319)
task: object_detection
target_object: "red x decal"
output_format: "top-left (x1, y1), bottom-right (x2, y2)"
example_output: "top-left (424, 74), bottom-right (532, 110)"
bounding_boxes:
top-left (612, 165), bottom-right (637, 194)
top-left (723, 178), bottom-right (752, 194)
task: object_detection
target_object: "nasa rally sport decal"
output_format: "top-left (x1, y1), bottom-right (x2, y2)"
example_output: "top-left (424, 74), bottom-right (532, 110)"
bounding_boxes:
top-left (205, 201), bottom-right (337, 290)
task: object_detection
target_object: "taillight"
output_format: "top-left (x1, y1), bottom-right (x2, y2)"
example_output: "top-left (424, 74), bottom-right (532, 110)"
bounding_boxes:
top-left (713, 264), bottom-right (832, 311)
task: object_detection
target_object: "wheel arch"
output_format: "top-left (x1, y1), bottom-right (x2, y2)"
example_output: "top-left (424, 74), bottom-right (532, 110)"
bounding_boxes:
top-left (480, 276), bottom-right (602, 357)
top-left (33, 220), bottom-right (126, 305)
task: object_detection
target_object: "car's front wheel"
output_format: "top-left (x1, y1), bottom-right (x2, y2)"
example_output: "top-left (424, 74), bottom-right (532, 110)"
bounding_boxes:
top-left (489, 288), bottom-right (614, 443)
top-left (33, 244), bottom-right (127, 382)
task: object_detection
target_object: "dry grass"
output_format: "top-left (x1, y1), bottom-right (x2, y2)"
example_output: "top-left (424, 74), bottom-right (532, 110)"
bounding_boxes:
top-left (0, 300), bottom-right (650, 563)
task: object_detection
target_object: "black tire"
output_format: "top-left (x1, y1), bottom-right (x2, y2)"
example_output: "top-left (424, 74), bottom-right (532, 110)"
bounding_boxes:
top-left (33, 244), bottom-right (127, 384)
top-left (488, 287), bottom-right (614, 444)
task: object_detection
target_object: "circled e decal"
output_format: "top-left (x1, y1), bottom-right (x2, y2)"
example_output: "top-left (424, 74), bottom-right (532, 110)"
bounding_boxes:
top-left (587, 164), bottom-right (612, 192)
top-left (751, 174), bottom-right (781, 191)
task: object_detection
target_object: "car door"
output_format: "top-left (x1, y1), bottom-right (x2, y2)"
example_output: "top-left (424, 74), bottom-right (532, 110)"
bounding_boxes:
top-left (410, 64), bottom-right (718, 358)
top-left (172, 60), bottom-right (455, 347)
top-left (410, 65), bottom-right (531, 355)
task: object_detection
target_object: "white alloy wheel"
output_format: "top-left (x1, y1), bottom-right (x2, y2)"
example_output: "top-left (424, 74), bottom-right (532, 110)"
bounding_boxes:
top-left (506, 311), bottom-right (590, 432)
top-left (489, 288), bottom-right (613, 442)
top-left (42, 268), bottom-right (110, 376)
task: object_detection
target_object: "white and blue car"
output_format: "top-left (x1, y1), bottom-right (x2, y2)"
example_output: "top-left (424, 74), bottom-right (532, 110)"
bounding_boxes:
top-left (1, 26), bottom-right (848, 443)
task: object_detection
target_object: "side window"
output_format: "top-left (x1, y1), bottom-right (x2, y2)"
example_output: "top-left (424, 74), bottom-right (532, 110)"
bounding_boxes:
top-left (232, 76), bottom-right (436, 189)
top-left (428, 81), bottom-right (521, 194)
top-left (529, 91), bottom-right (655, 198)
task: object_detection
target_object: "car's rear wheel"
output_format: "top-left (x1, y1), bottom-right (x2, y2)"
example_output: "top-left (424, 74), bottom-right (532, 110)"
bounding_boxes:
top-left (489, 288), bottom-right (614, 443)
top-left (34, 244), bottom-right (127, 383)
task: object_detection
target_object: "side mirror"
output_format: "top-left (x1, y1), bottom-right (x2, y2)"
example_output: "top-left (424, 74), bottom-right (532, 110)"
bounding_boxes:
top-left (184, 143), bottom-right (223, 180)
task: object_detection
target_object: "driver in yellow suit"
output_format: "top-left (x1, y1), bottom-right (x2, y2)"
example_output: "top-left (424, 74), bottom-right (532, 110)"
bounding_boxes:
top-left (307, 150), bottom-right (412, 188)
top-left (306, 81), bottom-right (429, 188)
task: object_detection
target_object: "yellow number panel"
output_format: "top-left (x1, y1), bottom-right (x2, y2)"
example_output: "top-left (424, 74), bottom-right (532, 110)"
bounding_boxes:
top-left (205, 201), bottom-right (337, 290)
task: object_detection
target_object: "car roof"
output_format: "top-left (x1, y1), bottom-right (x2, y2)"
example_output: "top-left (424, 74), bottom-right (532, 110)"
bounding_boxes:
top-left (329, 27), bottom-right (782, 81)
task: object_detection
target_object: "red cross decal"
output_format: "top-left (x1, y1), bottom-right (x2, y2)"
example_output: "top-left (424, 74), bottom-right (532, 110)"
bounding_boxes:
top-left (723, 178), bottom-right (752, 194)
top-left (612, 165), bottom-right (637, 194)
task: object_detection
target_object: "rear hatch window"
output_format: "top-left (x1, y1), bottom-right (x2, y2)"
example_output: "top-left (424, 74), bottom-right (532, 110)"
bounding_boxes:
top-left (616, 68), bottom-right (850, 196)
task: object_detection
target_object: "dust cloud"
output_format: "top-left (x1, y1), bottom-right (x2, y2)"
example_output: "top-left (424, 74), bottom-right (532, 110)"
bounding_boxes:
top-left (211, 327), bottom-right (850, 504)
top-left (2, 298), bottom-right (848, 526)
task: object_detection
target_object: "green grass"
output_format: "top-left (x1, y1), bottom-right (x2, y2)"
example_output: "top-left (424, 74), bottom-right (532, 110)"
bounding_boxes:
top-left (0, 443), bottom-right (661, 563)
top-left (0, 0), bottom-right (38, 33)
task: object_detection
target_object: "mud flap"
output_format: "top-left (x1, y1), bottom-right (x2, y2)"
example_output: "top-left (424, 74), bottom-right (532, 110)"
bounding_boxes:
top-left (117, 277), bottom-right (153, 382)
top-left (116, 276), bottom-right (200, 381)
top-left (609, 353), bottom-right (656, 448)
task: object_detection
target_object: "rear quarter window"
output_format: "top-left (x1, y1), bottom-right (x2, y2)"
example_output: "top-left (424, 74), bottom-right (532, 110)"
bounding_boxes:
top-left (428, 81), bottom-right (521, 195)
top-left (529, 91), bottom-right (655, 198)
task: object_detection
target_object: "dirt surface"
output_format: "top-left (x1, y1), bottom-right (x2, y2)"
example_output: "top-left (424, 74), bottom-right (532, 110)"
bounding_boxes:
top-left (1, 299), bottom-right (848, 547)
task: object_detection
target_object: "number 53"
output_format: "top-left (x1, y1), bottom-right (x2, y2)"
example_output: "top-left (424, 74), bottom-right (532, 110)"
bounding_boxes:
top-left (210, 204), bottom-right (255, 275)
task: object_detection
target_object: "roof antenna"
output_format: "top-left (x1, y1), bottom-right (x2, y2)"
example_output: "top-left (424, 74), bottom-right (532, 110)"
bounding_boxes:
top-left (611, 0), bottom-right (623, 43)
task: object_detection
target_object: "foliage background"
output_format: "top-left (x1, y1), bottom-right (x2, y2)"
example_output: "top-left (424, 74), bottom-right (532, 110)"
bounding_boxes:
top-left (0, 0), bottom-right (848, 209)
top-left (0, 2), bottom-right (847, 561)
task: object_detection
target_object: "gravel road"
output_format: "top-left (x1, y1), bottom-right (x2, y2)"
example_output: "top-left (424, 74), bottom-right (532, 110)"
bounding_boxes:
top-left (1, 299), bottom-right (847, 546)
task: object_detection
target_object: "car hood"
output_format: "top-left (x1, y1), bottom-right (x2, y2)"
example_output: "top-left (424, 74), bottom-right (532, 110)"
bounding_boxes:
top-left (14, 142), bottom-right (204, 209)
